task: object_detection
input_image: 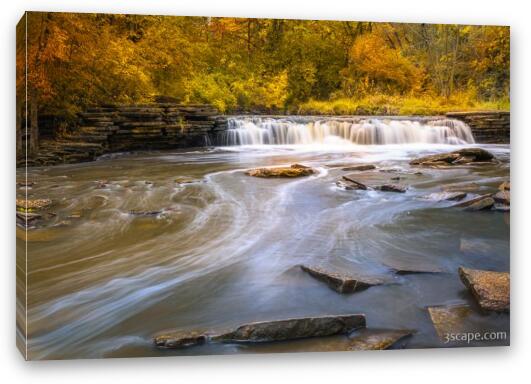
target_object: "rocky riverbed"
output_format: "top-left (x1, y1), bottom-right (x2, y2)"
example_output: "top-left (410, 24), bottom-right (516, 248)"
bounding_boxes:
top-left (17, 142), bottom-right (510, 359)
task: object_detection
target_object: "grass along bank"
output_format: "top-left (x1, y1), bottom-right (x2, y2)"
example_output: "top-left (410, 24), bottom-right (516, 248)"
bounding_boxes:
top-left (295, 95), bottom-right (510, 116)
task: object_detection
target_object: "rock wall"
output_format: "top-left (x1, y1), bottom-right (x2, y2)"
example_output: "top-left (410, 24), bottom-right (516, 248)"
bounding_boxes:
top-left (21, 103), bottom-right (227, 167)
top-left (446, 111), bottom-right (510, 144)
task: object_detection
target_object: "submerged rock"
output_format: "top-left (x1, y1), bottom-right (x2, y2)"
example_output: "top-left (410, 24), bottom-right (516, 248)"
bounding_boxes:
top-left (458, 267), bottom-right (510, 312)
top-left (348, 329), bottom-right (413, 350)
top-left (427, 304), bottom-right (473, 339)
top-left (300, 265), bottom-right (387, 293)
top-left (212, 314), bottom-right (367, 343)
top-left (375, 184), bottom-right (407, 193)
top-left (129, 210), bottom-right (162, 217)
top-left (410, 148), bottom-right (495, 167)
top-left (341, 164), bottom-right (376, 172)
top-left (154, 330), bottom-right (207, 348)
top-left (384, 261), bottom-right (444, 275)
top-left (246, 164), bottom-right (315, 178)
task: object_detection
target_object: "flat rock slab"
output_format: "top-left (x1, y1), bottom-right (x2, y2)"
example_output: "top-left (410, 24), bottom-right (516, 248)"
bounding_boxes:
top-left (246, 164), bottom-right (315, 178)
top-left (421, 191), bottom-right (467, 202)
top-left (300, 265), bottom-right (387, 293)
top-left (213, 314), bottom-right (367, 343)
top-left (341, 164), bottom-right (376, 171)
top-left (341, 175), bottom-right (368, 190)
top-left (454, 195), bottom-right (495, 211)
top-left (154, 330), bottom-right (207, 348)
top-left (459, 267), bottom-right (510, 312)
top-left (427, 304), bottom-right (473, 339)
top-left (348, 329), bottom-right (414, 350)
top-left (410, 148), bottom-right (495, 167)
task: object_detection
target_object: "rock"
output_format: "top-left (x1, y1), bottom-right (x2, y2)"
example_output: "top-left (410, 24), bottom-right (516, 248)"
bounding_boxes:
top-left (375, 184), bottom-right (406, 193)
top-left (427, 304), bottom-right (473, 339)
top-left (493, 190), bottom-right (510, 205)
top-left (458, 267), bottom-right (510, 312)
top-left (290, 163), bottom-right (312, 169)
top-left (454, 148), bottom-right (495, 162)
top-left (341, 164), bottom-right (376, 172)
top-left (300, 265), bottom-right (387, 293)
top-left (17, 181), bottom-right (34, 188)
top-left (499, 181), bottom-right (510, 191)
top-left (454, 195), bottom-right (495, 211)
top-left (16, 212), bottom-right (43, 228)
top-left (444, 183), bottom-right (480, 193)
top-left (410, 148), bottom-right (495, 167)
top-left (16, 198), bottom-right (52, 212)
top-left (348, 329), bottom-right (413, 350)
top-left (410, 152), bottom-right (460, 165)
top-left (341, 175), bottom-right (368, 190)
top-left (422, 191), bottom-right (467, 202)
top-left (129, 210), bottom-right (162, 217)
top-left (174, 177), bottom-right (200, 184)
top-left (246, 164), bottom-right (315, 178)
top-left (212, 314), bottom-right (366, 343)
top-left (493, 204), bottom-right (510, 212)
top-left (154, 330), bottom-right (207, 348)
top-left (384, 262), bottom-right (444, 275)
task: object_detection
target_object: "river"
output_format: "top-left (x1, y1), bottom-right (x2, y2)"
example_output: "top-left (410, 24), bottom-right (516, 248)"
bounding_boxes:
top-left (17, 116), bottom-right (510, 359)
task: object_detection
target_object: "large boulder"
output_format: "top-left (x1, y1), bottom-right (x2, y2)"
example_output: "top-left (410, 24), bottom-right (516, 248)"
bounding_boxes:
top-left (212, 314), bottom-right (366, 343)
top-left (154, 330), bottom-right (207, 349)
top-left (458, 267), bottom-right (510, 312)
top-left (410, 148), bottom-right (495, 167)
top-left (300, 265), bottom-right (387, 293)
top-left (246, 164), bottom-right (315, 178)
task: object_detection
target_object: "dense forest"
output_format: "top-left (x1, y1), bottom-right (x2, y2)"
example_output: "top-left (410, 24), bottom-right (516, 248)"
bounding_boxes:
top-left (17, 12), bottom-right (509, 123)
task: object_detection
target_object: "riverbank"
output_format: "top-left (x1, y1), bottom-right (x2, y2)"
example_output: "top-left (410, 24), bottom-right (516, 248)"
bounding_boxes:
top-left (17, 109), bottom-right (510, 168)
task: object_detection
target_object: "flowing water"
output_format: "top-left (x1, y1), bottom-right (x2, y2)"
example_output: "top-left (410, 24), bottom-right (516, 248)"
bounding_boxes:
top-left (17, 116), bottom-right (510, 359)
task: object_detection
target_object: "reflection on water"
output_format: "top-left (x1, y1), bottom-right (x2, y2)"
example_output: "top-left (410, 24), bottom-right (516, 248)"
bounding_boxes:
top-left (17, 142), bottom-right (510, 359)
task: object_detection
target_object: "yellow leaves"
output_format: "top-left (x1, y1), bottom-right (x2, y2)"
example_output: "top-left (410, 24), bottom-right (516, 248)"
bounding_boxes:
top-left (346, 33), bottom-right (423, 95)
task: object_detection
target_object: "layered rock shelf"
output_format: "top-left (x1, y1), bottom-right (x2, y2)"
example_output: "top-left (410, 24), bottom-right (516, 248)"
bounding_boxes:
top-left (446, 111), bottom-right (509, 144)
top-left (18, 103), bottom-right (228, 167)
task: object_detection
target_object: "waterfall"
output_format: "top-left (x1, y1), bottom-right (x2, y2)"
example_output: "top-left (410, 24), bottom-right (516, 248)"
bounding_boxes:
top-left (219, 117), bottom-right (475, 146)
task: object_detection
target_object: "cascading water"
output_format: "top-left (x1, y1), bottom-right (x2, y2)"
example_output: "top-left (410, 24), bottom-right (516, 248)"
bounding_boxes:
top-left (219, 117), bottom-right (475, 146)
